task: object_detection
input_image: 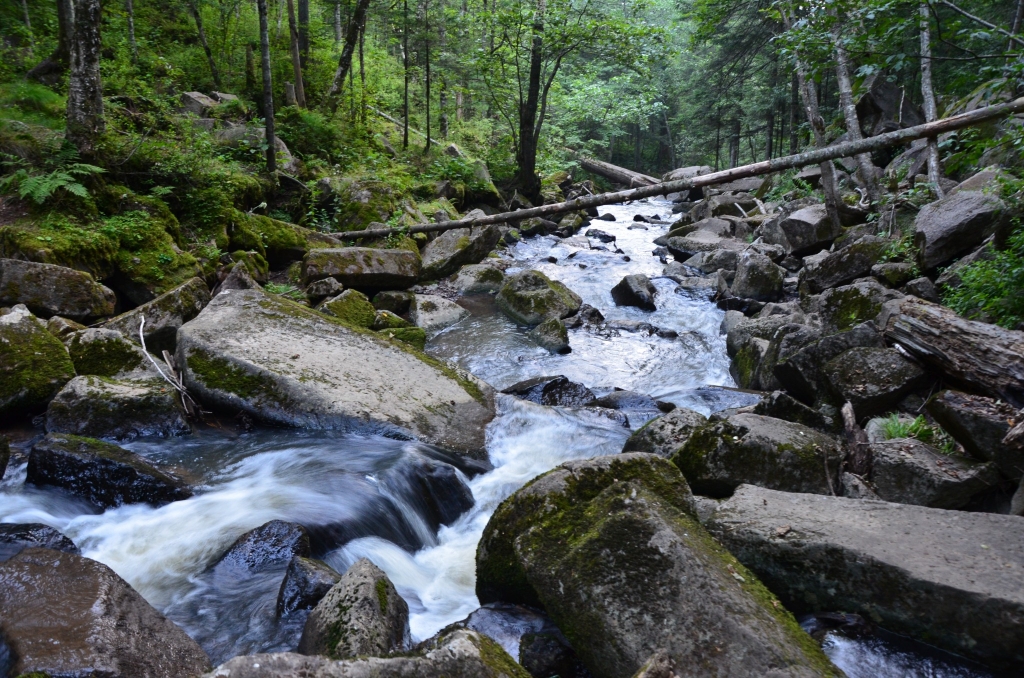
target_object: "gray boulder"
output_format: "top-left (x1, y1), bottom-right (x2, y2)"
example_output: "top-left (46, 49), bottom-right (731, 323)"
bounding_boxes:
top-left (501, 375), bottom-right (595, 407)
top-left (420, 225), bottom-right (502, 279)
top-left (902, 276), bottom-right (940, 302)
top-left (753, 391), bottom-right (835, 432)
top-left (181, 91), bottom-right (217, 115)
top-left (708, 484), bottom-right (1024, 672)
top-left (762, 204), bottom-right (841, 256)
top-left (475, 453), bottom-right (839, 678)
top-left (818, 280), bottom-right (903, 334)
top-left (529, 317), bottom-right (570, 353)
top-left (409, 294), bottom-right (470, 336)
top-left (665, 231), bottom-right (741, 259)
top-left (277, 556), bottom-right (342, 617)
top-left (177, 287), bottom-right (494, 457)
top-left (673, 413), bottom-right (843, 497)
top-left (0, 548), bottom-right (211, 678)
top-left (871, 438), bottom-right (1001, 509)
top-left (610, 274), bottom-right (657, 311)
top-left (871, 262), bottom-right (916, 288)
top-left (773, 322), bottom-right (884, 405)
top-left (0, 523), bottom-right (79, 562)
top-left (729, 251), bottom-right (784, 302)
top-left (451, 263), bottom-right (505, 294)
top-left (927, 390), bottom-right (1023, 480)
top-left (371, 290), bottom-right (414, 315)
top-left (0, 258), bottom-right (116, 321)
top-left (215, 124), bottom-right (298, 173)
top-left (101, 277), bottom-right (211, 354)
top-left (496, 270), bottom-right (582, 326)
top-left (306, 277), bottom-right (345, 303)
top-left (914, 190), bottom-right (1006, 270)
top-left (66, 328), bottom-right (151, 378)
top-left (1, 305), bottom-right (76, 417)
top-left (689, 194), bottom-right (756, 221)
top-left (663, 165), bottom-right (712, 182)
top-left (46, 376), bottom-right (191, 441)
top-left (302, 248), bottom-right (421, 291)
top-left (298, 558), bottom-right (409, 659)
top-left (319, 289), bottom-right (376, 328)
top-left (823, 347), bottom-right (928, 415)
top-left (799, 235), bottom-right (888, 294)
top-left (214, 520), bottom-right (310, 573)
top-left (621, 407), bottom-right (707, 457)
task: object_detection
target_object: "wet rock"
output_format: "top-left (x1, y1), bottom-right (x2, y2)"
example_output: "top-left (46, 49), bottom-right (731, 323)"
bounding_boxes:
top-left (277, 556), bottom-right (342, 617)
top-left (207, 629), bottom-right (526, 678)
top-left (529, 317), bottom-right (570, 353)
top-left (0, 435), bottom-right (7, 479)
top-left (319, 289), bottom-right (377, 328)
top-left (927, 390), bottom-right (1022, 480)
top-left (902, 276), bottom-right (940, 302)
top-left (708, 484), bottom-right (1024, 671)
top-left (305, 277), bottom-right (344, 303)
top-left (818, 280), bottom-right (903, 334)
top-left (730, 251), bottom-right (784, 302)
top-left (621, 407), bottom-right (707, 457)
top-left (66, 328), bottom-right (150, 378)
top-left (754, 391), bottom-right (834, 432)
top-left (666, 231), bottom-right (741, 259)
top-left (496, 270), bottom-right (582, 326)
top-left (298, 558), bottom-right (409, 659)
top-left (799, 236), bottom-right (888, 294)
top-left (0, 258), bottom-right (116, 321)
top-left (101, 277), bottom-right (211, 354)
top-left (725, 314), bottom-right (794, 390)
top-left (27, 432), bottom-right (191, 508)
top-left (588, 390), bottom-right (667, 418)
top-left (302, 247), bottom-right (421, 291)
top-left (762, 204), bottom-right (841, 256)
top-left (216, 520), bottom-right (310, 573)
top-left (673, 413), bottom-right (842, 497)
top-left (0, 523), bottom-right (79, 562)
top-left (421, 225), bottom-right (502, 279)
top-left (586, 228), bottom-right (616, 243)
top-left (177, 287), bottom-right (494, 457)
top-left (502, 375), bottom-right (596, 407)
top-left (46, 375), bottom-right (191, 441)
top-left (452, 263), bottom-right (505, 294)
top-left (751, 323), bottom-right (821, 393)
top-left (610, 274), bottom-right (657, 311)
top-left (407, 456), bottom-right (476, 531)
top-left (871, 438), bottom-right (1001, 509)
top-left (595, 213), bottom-right (616, 221)
top-left (519, 632), bottom-right (586, 678)
top-left (476, 453), bottom-right (838, 678)
top-left (773, 321), bottom-right (884, 405)
top-left (914, 190), bottom-right (1006, 270)
top-left (1, 305), bottom-right (76, 417)
top-left (518, 217), bottom-right (558, 237)
top-left (410, 294), bottom-right (470, 336)
top-left (0, 548), bottom-right (211, 678)
top-left (680, 247), bottom-right (740, 274)
top-left (823, 347), bottom-right (928, 416)
top-left (663, 165), bottom-right (713, 182)
top-left (372, 290), bottom-right (414, 315)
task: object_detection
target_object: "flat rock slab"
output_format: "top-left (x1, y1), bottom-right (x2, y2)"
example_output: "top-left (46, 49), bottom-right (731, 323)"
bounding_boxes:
top-left (914, 190), bottom-right (1005, 270)
top-left (302, 247), bottom-right (421, 291)
top-left (177, 287), bottom-right (494, 457)
top-left (0, 258), bottom-right (116, 321)
top-left (708, 485), bottom-right (1024, 672)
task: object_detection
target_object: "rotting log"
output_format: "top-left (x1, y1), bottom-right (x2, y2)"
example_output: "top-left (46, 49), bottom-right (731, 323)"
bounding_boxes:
top-left (883, 298), bottom-right (1024, 409)
top-left (577, 157), bottom-right (659, 187)
top-left (337, 96), bottom-right (1024, 240)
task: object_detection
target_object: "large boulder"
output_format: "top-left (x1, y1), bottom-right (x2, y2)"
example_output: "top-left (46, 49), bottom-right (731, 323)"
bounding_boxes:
top-left (762, 204), bottom-right (841, 256)
top-left (708, 485), bottom-right (1024, 672)
top-left (0, 548), bottom-right (211, 677)
top-left (665, 231), bottom-right (741, 259)
top-left (914, 190), bottom-right (1006, 270)
top-left (823, 347), bottom-right (928, 416)
top-left (410, 294), bottom-right (470, 336)
top-left (871, 438), bottom-right (1001, 509)
top-left (319, 289), bottom-right (377, 328)
top-left (451, 263), bottom-right (505, 294)
top-left (927, 390), bottom-right (1023, 480)
top-left (101, 277), bottom-right (210, 354)
top-left (420, 224), bottom-right (502, 279)
top-left (27, 432), bottom-right (192, 508)
top-left (729, 251), bottom-right (784, 301)
top-left (214, 520), bottom-right (310, 573)
top-left (663, 165), bottom-right (712, 182)
top-left (302, 247), bottom-right (421, 291)
top-left (610, 274), bottom-right (657, 311)
top-left (817, 280), bottom-right (903, 334)
top-left (298, 558), bottom-right (409, 659)
top-left (496, 270), bottom-right (581, 326)
top-left (773, 322), bottom-right (884, 405)
top-left (673, 413), bottom-right (843, 497)
top-left (689, 194), bottom-right (756, 221)
top-left (799, 235), bottom-right (888, 294)
top-left (0, 258), bottom-right (116, 321)
top-left (46, 375), bottom-right (191, 441)
top-left (1, 305), bottom-right (76, 417)
top-left (475, 454), bottom-right (839, 678)
top-left (501, 375), bottom-right (595, 407)
top-left (621, 407), bottom-right (707, 457)
top-left (277, 556), bottom-right (342, 617)
top-left (215, 124), bottom-right (298, 173)
top-left (0, 523), bottom-right (79, 562)
top-left (206, 629), bottom-right (528, 678)
top-left (177, 287), bottom-right (494, 457)
top-left (66, 328), bottom-right (150, 378)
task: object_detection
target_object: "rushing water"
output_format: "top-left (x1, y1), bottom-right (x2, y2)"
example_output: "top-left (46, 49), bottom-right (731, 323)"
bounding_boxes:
top-left (0, 199), bottom-right (991, 676)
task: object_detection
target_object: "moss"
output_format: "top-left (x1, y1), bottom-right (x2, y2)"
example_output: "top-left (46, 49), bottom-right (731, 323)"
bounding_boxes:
top-left (469, 633), bottom-right (532, 678)
top-left (230, 250), bottom-right (269, 280)
top-left (375, 578), bottom-right (389, 613)
top-left (732, 344), bottom-right (761, 389)
top-left (320, 290), bottom-right (376, 328)
top-left (822, 287), bottom-right (884, 332)
top-left (378, 326), bottom-right (427, 350)
top-left (186, 348), bottom-right (287, 404)
top-left (373, 310), bottom-right (411, 329)
top-left (0, 312), bottom-right (76, 414)
top-left (68, 333), bottom-right (143, 377)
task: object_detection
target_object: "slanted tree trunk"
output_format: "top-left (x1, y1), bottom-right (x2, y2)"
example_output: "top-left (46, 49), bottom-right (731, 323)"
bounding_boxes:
top-left (286, 0), bottom-right (306, 107)
top-left (27, 0), bottom-right (74, 84)
top-left (578, 157), bottom-right (658, 187)
top-left (67, 0), bottom-right (104, 157)
top-left (298, 0), bottom-right (309, 66)
top-left (324, 0), bottom-right (372, 112)
top-left (256, 0), bottom-right (277, 172)
top-left (919, 3), bottom-right (944, 197)
top-left (125, 0), bottom-right (138, 63)
top-left (1012, 0), bottom-right (1024, 50)
top-left (515, 0), bottom-right (546, 202)
top-left (187, 0), bottom-right (222, 89)
top-left (830, 14), bottom-right (880, 202)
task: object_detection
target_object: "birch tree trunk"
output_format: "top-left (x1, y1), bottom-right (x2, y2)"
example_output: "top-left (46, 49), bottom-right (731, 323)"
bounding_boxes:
top-left (334, 0), bottom-right (343, 43)
top-left (187, 0), bottom-right (222, 89)
top-left (286, 0), bottom-right (306, 107)
top-left (831, 14), bottom-right (880, 202)
top-left (21, 0), bottom-right (34, 55)
top-left (67, 0), bottom-right (104, 157)
top-left (920, 2), bottom-right (944, 196)
top-left (256, 0), bottom-right (277, 172)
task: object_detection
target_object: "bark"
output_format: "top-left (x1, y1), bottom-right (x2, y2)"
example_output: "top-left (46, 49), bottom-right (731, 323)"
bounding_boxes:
top-left (22, 0), bottom-right (35, 54)
top-left (920, 2), bottom-right (944, 196)
top-left (125, 0), bottom-right (137, 62)
top-left (403, 0), bottom-right (410, 149)
top-left (256, 0), bottom-right (277, 172)
top-left (884, 298), bottom-right (1024, 408)
top-left (515, 0), bottom-right (546, 202)
top-left (1013, 0), bottom-right (1024, 48)
top-left (579, 158), bottom-right (658, 187)
top-left (359, 12), bottom-right (366, 123)
top-left (438, 2), bottom-right (448, 139)
top-left (286, 0), bottom-right (306, 107)
top-left (187, 0), bottom-right (222, 89)
top-left (423, 0), bottom-right (432, 153)
top-left (789, 71), bottom-right (798, 154)
top-left (831, 13), bottom-right (880, 202)
top-left (334, 0), bottom-right (343, 43)
top-left (245, 43), bottom-right (257, 99)
top-left (66, 0), bottom-right (105, 157)
top-left (842, 402), bottom-right (872, 476)
top-left (297, 0), bottom-right (309, 66)
top-left (325, 0), bottom-right (372, 112)
top-left (729, 116), bottom-right (740, 168)
top-left (663, 109), bottom-right (676, 169)
top-left (27, 0), bottom-right (74, 83)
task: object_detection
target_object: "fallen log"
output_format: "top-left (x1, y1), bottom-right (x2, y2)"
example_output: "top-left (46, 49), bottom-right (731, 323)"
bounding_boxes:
top-left (577, 157), bottom-right (659, 187)
top-left (337, 96), bottom-right (1024, 240)
top-left (883, 298), bottom-right (1024, 409)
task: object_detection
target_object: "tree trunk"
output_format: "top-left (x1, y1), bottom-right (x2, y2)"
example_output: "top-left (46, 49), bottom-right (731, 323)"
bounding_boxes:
top-left (403, 0), bottom-right (410, 149)
top-left (919, 3), bottom-right (944, 197)
top-left (359, 12), bottom-right (366, 123)
top-left (579, 157), bottom-right (658, 187)
top-left (842, 402), bottom-right (872, 476)
top-left (1013, 0), bottom-right (1024, 48)
top-left (334, 0), bottom-right (343, 42)
top-left (22, 0), bottom-right (35, 55)
top-left (438, 3), bottom-right (448, 139)
top-left (245, 43), bottom-right (257, 99)
top-left (27, 0), bottom-right (74, 84)
top-left (125, 0), bottom-right (137, 62)
top-left (423, 0), bottom-right (432, 153)
top-left (663, 109), bottom-right (676, 169)
top-left (187, 0), bottom-right (222, 89)
top-left (789, 71), bottom-right (799, 154)
top-left (298, 0), bottom-right (309, 66)
top-left (256, 0), bottom-right (277, 172)
top-left (515, 0), bottom-right (546, 202)
top-left (286, 0), bottom-right (306, 107)
top-left (830, 14), bottom-right (880, 202)
top-left (66, 0), bottom-right (104, 157)
top-left (883, 298), bottom-right (1024, 408)
top-left (325, 0), bottom-right (372, 111)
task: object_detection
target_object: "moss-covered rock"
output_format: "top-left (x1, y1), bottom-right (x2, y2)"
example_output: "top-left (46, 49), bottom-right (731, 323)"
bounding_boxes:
top-left (420, 224), bottom-right (502, 280)
top-left (0, 305), bottom-right (76, 418)
top-left (496, 270), bottom-right (582, 326)
top-left (823, 347), bottom-right (929, 416)
top-left (67, 329), bottom-right (148, 378)
top-left (817, 280), bottom-right (904, 334)
top-left (319, 177), bottom-right (399, 231)
top-left (371, 309), bottom-right (411, 330)
top-left (377, 326), bottom-right (428, 350)
top-left (799, 235), bottom-right (888, 294)
top-left (0, 258), bottom-right (116, 321)
top-left (46, 315), bottom-right (87, 341)
top-left (227, 209), bottom-right (311, 267)
top-left (319, 289), bottom-right (376, 328)
top-left (528, 317), bottom-right (570, 353)
top-left (302, 247), bottom-right (421, 291)
top-left (476, 453), bottom-right (840, 678)
top-left (451, 263), bottom-right (505, 294)
top-left (101, 277), bottom-right (211, 355)
top-left (621, 407), bottom-right (708, 457)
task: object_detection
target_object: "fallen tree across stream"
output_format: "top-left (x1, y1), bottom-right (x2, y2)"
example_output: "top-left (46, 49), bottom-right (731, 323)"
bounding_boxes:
top-left (339, 96), bottom-right (1024, 240)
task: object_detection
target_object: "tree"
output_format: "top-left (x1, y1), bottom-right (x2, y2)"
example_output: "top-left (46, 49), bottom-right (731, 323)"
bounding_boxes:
top-left (67, 0), bottom-right (105, 157)
top-left (186, 0), bottom-right (222, 89)
top-left (286, 0), bottom-right (307, 107)
top-left (256, 0), bottom-right (276, 172)
top-left (919, 2), bottom-right (943, 196)
top-left (324, 0), bottom-right (373, 112)
top-left (27, 0), bottom-right (75, 84)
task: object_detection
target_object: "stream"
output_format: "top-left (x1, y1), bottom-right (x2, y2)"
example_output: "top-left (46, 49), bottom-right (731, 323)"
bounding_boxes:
top-left (0, 199), bottom-right (991, 677)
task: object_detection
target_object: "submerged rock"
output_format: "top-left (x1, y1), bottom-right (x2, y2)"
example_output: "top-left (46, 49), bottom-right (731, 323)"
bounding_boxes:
top-left (177, 287), bottom-right (494, 457)
top-left (46, 375), bottom-right (191, 441)
top-left (0, 523), bottom-right (79, 562)
top-left (610, 274), bottom-right (657, 311)
top-left (496, 270), bottom-right (582, 326)
top-left (621, 407), bottom-right (708, 457)
top-left (529, 317), bottom-right (570, 353)
top-left (101, 276), bottom-right (210, 354)
top-left (0, 258), bottom-right (116, 321)
top-left (708, 484), bottom-right (1024, 672)
top-left (871, 438), bottom-right (1001, 509)
top-left (421, 225), bottom-right (502, 279)
top-left (501, 375), bottom-right (595, 407)
top-left (27, 432), bottom-right (192, 508)
top-left (302, 247), bottom-right (421, 291)
top-left (298, 558), bottom-right (409, 659)
top-left (475, 453), bottom-right (839, 678)
top-left (277, 556), bottom-right (342, 617)
top-left (0, 548), bottom-right (211, 678)
top-left (0, 305), bottom-right (76, 418)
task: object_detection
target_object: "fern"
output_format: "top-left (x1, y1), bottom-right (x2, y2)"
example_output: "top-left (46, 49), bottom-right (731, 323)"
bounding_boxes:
top-left (1, 162), bottom-right (104, 205)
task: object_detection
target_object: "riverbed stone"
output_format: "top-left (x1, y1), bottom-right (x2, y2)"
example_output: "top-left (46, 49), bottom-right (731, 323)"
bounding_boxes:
top-left (475, 453), bottom-right (839, 678)
top-left (0, 523), bottom-right (79, 562)
top-left (101, 277), bottom-right (210, 354)
top-left (301, 247), bottom-right (422, 291)
top-left (496, 270), bottom-right (582, 326)
top-left (277, 556), bottom-right (342, 617)
top-left (1, 305), bottom-right (76, 417)
top-left (45, 375), bottom-right (191, 441)
top-left (0, 548), bottom-right (211, 678)
top-left (729, 251), bottom-right (784, 301)
top-left (410, 294), bottom-right (470, 336)
top-left (673, 413), bottom-right (842, 497)
top-left (902, 276), bottom-right (940, 302)
top-left (621, 407), bottom-right (707, 457)
top-left (529, 317), bottom-right (570, 353)
top-left (0, 258), bottom-right (116, 321)
top-left (27, 432), bottom-right (192, 508)
top-left (762, 204), bottom-right (841, 256)
top-left (799, 235), bottom-right (888, 294)
top-left (371, 290), bottom-right (414, 315)
top-left (0, 435), bottom-right (7, 479)
top-left (818, 280), bottom-right (903, 334)
top-left (421, 225), bottom-right (502, 280)
top-left (216, 520), bottom-right (310, 573)
top-left (927, 390), bottom-right (1022, 480)
top-left (177, 287), bottom-right (494, 457)
top-left (665, 231), bottom-right (741, 259)
top-left (298, 558), bottom-right (409, 659)
top-left (66, 328), bottom-right (150, 378)
top-left (452, 263), bottom-right (505, 293)
top-left (914, 190), bottom-right (1006, 270)
top-left (871, 438), bottom-right (1002, 509)
top-left (501, 375), bottom-right (595, 407)
top-left (707, 484), bottom-right (1024, 672)
top-left (823, 347), bottom-right (928, 416)
top-left (610, 274), bottom-right (657, 311)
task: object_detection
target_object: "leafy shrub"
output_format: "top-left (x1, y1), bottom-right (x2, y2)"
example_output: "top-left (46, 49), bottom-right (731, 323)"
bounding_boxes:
top-left (881, 413), bottom-right (958, 455)
top-left (276, 106), bottom-right (344, 161)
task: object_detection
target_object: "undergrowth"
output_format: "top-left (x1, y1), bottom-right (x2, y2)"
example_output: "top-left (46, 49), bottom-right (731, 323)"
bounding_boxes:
top-left (881, 413), bottom-right (958, 455)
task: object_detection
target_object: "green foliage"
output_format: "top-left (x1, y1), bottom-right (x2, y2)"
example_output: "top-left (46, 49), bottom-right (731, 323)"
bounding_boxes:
top-left (881, 413), bottom-right (958, 455)
top-left (264, 282), bottom-right (305, 301)
top-left (1, 159), bottom-right (105, 205)
top-left (763, 169), bottom-right (816, 202)
top-left (0, 82), bottom-right (65, 126)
